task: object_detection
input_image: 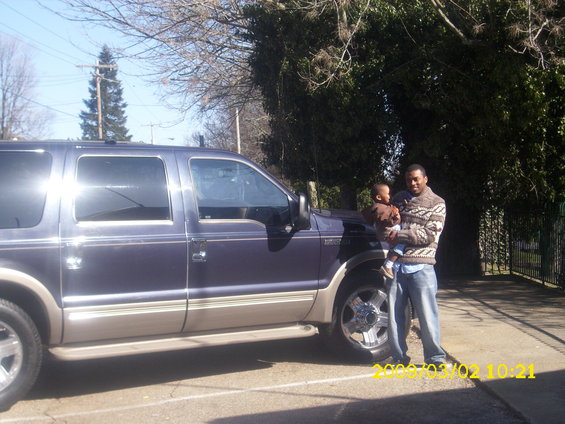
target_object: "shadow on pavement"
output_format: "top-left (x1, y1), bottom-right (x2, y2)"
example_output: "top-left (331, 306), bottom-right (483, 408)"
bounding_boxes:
top-left (482, 369), bottom-right (565, 424)
top-left (28, 336), bottom-right (338, 400)
top-left (209, 386), bottom-right (526, 424)
top-left (437, 276), bottom-right (565, 424)
top-left (439, 276), bottom-right (565, 353)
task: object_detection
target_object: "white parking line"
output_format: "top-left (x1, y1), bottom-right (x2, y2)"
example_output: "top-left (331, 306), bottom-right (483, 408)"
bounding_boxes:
top-left (0, 373), bottom-right (376, 422)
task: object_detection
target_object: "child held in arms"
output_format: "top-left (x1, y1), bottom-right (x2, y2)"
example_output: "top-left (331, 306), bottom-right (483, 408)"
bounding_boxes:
top-left (361, 183), bottom-right (405, 279)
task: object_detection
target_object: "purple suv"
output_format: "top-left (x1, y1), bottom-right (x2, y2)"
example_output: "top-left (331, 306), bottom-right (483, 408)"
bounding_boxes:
top-left (0, 141), bottom-right (403, 409)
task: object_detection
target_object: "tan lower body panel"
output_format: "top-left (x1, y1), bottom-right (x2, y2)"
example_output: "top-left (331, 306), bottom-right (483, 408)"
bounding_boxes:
top-left (49, 323), bottom-right (317, 361)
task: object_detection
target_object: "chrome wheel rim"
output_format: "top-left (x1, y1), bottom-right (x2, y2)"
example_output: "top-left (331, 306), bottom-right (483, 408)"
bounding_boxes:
top-left (340, 286), bottom-right (389, 349)
top-left (0, 321), bottom-right (23, 392)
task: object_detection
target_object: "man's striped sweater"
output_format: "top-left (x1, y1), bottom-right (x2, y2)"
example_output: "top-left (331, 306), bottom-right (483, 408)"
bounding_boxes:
top-left (392, 186), bottom-right (446, 265)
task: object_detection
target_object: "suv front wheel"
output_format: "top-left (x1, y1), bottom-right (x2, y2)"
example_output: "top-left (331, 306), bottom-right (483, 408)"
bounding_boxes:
top-left (319, 274), bottom-right (411, 363)
top-left (0, 299), bottom-right (42, 411)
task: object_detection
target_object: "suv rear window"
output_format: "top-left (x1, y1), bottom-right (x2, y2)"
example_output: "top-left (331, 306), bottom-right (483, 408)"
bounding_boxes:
top-left (75, 156), bottom-right (171, 222)
top-left (0, 151), bottom-right (52, 229)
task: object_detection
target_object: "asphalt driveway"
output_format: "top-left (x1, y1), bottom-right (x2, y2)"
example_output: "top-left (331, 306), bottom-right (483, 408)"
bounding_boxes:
top-left (0, 326), bottom-right (524, 424)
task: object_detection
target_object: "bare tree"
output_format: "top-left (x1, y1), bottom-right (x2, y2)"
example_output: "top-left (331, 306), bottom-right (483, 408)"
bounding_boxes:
top-left (58, 0), bottom-right (271, 159)
top-left (506, 0), bottom-right (564, 69)
top-left (234, 97), bottom-right (271, 163)
top-left (57, 1), bottom-right (562, 107)
top-left (187, 94), bottom-right (270, 163)
top-left (426, 0), bottom-right (563, 69)
top-left (58, 0), bottom-right (258, 115)
top-left (0, 36), bottom-right (49, 140)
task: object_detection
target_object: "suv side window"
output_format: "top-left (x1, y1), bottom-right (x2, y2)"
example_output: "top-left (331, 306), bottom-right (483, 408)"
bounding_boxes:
top-left (190, 158), bottom-right (290, 226)
top-left (0, 151), bottom-right (52, 229)
top-left (74, 156), bottom-right (171, 222)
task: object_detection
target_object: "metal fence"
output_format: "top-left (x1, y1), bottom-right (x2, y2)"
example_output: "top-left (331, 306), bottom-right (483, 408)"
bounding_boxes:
top-left (479, 202), bottom-right (564, 289)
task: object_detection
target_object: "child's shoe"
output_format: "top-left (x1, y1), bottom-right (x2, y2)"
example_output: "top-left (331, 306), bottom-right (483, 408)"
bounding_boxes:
top-left (378, 265), bottom-right (394, 280)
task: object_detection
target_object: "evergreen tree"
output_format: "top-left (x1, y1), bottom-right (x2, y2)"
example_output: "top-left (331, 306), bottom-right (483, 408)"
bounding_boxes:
top-left (80, 45), bottom-right (131, 141)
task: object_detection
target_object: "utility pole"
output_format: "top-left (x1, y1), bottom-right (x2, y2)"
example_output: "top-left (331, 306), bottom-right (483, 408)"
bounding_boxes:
top-left (142, 122), bottom-right (156, 144)
top-left (77, 60), bottom-right (117, 139)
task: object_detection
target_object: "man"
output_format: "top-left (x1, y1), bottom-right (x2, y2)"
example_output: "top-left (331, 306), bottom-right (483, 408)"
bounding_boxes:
top-left (386, 164), bottom-right (447, 366)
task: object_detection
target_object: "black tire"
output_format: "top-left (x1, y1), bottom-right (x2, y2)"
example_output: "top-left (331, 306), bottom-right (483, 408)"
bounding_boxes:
top-left (0, 299), bottom-right (42, 411)
top-left (319, 273), bottom-right (411, 363)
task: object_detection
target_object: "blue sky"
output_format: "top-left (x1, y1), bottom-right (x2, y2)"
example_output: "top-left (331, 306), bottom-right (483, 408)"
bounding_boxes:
top-left (0, 0), bottom-right (201, 145)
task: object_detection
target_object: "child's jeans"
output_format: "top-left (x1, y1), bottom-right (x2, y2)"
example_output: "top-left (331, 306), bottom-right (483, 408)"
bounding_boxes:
top-left (385, 224), bottom-right (405, 267)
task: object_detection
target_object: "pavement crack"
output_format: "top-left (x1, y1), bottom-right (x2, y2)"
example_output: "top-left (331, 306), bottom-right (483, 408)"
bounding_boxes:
top-left (169, 379), bottom-right (182, 398)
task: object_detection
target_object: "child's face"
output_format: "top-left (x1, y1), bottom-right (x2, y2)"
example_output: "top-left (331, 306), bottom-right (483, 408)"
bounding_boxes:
top-left (375, 186), bottom-right (391, 204)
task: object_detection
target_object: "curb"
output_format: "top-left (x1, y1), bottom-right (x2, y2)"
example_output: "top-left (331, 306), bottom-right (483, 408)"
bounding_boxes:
top-left (412, 323), bottom-right (530, 423)
top-left (444, 352), bottom-right (531, 424)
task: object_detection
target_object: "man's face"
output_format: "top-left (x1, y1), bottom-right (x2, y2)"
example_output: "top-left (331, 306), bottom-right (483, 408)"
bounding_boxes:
top-left (405, 170), bottom-right (428, 196)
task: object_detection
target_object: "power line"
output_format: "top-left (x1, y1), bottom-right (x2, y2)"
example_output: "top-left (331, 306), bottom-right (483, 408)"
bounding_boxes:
top-left (121, 79), bottom-right (156, 126)
top-left (37, 80), bottom-right (87, 88)
top-left (2, 85), bottom-right (79, 119)
top-left (0, 25), bottom-right (81, 67)
top-left (25, 98), bottom-right (78, 119)
top-left (128, 103), bottom-right (173, 108)
top-left (0, 0), bottom-right (95, 59)
top-left (0, 3), bottom-right (190, 142)
top-left (0, 9), bottom-right (167, 120)
top-left (48, 101), bottom-right (83, 107)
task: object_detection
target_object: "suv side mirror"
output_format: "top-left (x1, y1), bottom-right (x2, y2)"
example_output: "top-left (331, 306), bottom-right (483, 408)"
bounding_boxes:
top-left (292, 193), bottom-right (311, 230)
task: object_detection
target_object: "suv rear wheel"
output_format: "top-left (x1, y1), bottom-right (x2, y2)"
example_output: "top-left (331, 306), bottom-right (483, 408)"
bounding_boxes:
top-left (0, 299), bottom-right (42, 411)
top-left (319, 274), bottom-right (411, 363)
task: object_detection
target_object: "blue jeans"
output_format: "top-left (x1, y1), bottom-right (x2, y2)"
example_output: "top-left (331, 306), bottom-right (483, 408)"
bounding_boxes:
top-left (390, 224), bottom-right (404, 256)
top-left (386, 264), bottom-right (445, 364)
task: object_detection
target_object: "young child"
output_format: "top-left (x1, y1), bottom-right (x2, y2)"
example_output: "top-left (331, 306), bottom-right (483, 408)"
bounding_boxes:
top-left (361, 183), bottom-right (405, 280)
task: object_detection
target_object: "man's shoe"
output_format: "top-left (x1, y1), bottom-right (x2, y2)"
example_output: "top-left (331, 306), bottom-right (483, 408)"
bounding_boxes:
top-left (378, 266), bottom-right (394, 280)
top-left (389, 357), bottom-right (411, 366)
top-left (425, 361), bottom-right (449, 370)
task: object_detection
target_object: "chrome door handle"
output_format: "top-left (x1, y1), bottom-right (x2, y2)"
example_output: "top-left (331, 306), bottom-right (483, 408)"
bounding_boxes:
top-left (191, 238), bottom-right (207, 262)
top-left (65, 240), bottom-right (83, 270)
top-left (65, 256), bottom-right (83, 270)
